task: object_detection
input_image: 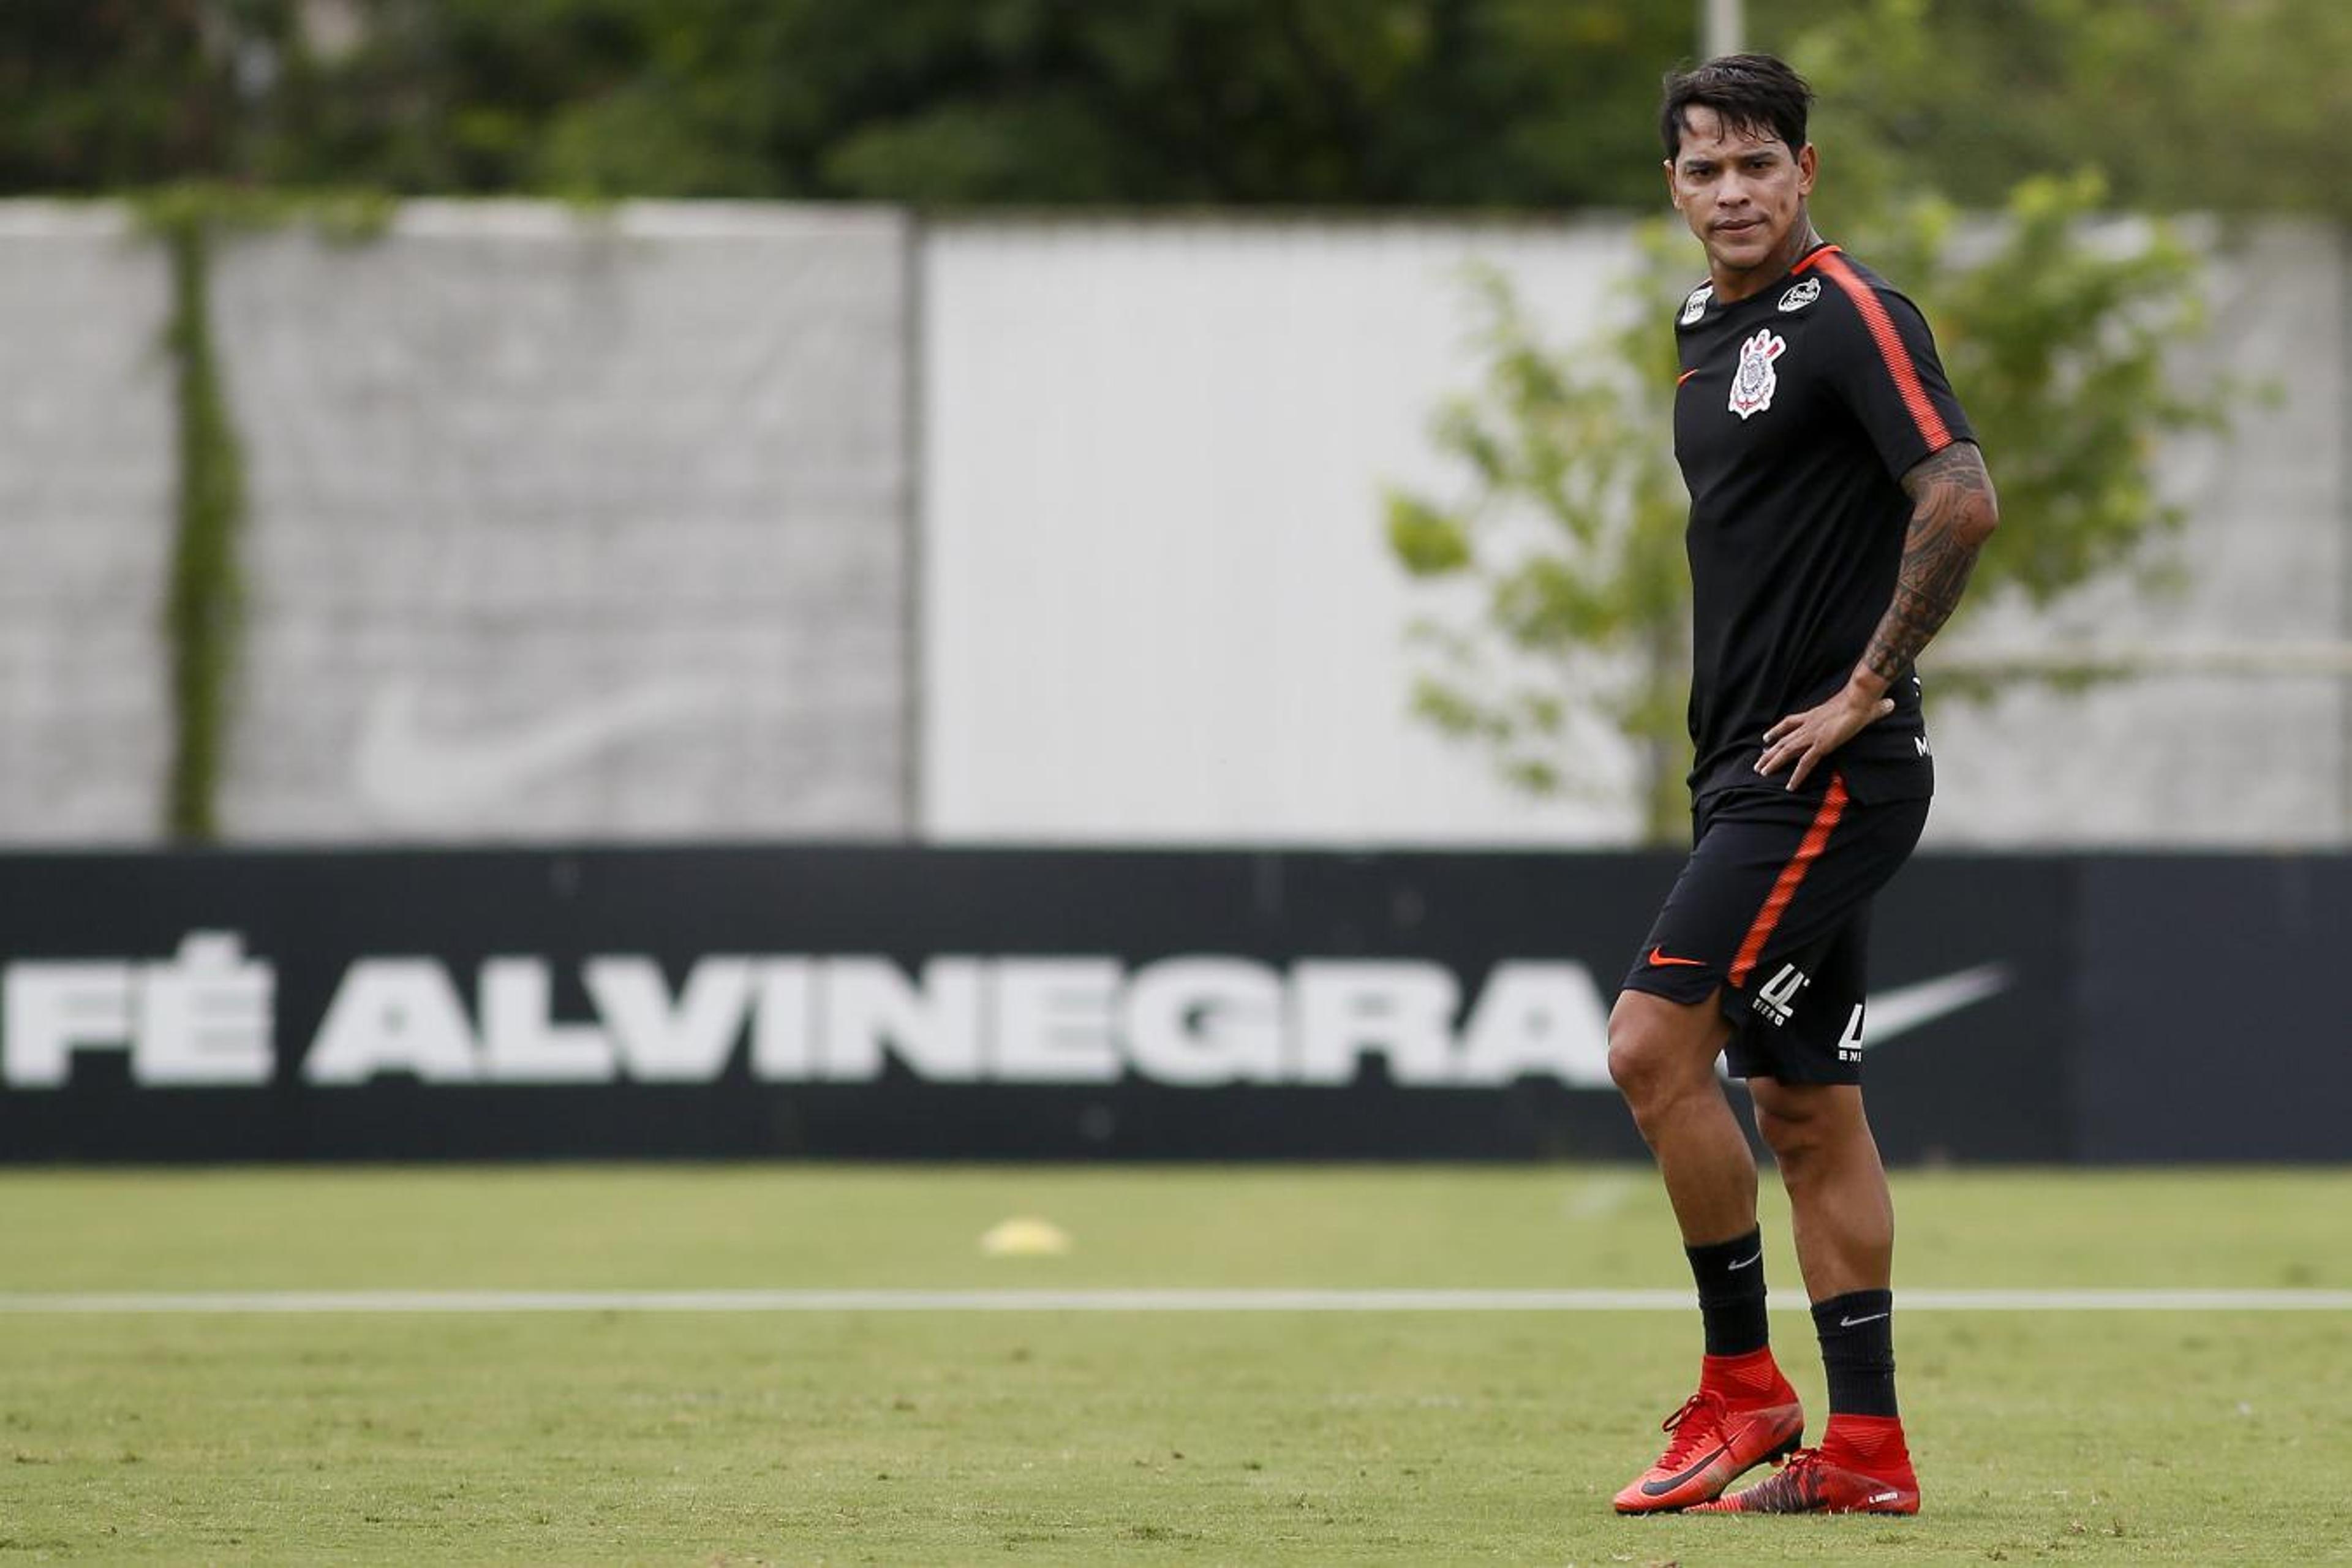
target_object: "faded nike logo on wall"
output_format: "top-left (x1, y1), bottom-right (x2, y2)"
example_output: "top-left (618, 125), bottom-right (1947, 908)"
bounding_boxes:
top-left (1860, 963), bottom-right (2012, 1047)
top-left (354, 679), bottom-right (726, 826)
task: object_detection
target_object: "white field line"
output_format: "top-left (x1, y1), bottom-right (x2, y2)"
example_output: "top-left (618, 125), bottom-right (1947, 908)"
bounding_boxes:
top-left (0, 1288), bottom-right (2345, 1315)
top-left (1562, 1175), bottom-right (1638, 1219)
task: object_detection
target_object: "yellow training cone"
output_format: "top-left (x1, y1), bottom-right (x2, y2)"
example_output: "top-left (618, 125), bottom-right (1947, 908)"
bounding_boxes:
top-left (979, 1216), bottom-right (1073, 1257)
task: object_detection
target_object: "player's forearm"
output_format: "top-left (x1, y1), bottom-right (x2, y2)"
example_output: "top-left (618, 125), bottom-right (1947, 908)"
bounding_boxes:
top-left (1850, 441), bottom-right (2000, 695)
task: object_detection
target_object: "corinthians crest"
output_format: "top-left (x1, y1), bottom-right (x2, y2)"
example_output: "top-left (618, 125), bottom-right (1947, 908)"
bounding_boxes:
top-left (1728, 328), bottom-right (1787, 420)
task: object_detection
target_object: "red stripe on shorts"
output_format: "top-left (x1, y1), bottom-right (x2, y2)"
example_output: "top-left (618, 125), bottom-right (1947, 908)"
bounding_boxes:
top-left (1727, 774), bottom-right (1851, 989)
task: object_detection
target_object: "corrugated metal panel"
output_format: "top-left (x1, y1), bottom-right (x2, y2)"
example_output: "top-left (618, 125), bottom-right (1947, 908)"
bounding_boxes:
top-left (921, 218), bottom-right (1652, 845)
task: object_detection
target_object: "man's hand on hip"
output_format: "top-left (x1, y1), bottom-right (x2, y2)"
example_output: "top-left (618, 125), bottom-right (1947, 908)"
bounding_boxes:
top-left (1755, 682), bottom-right (1894, 791)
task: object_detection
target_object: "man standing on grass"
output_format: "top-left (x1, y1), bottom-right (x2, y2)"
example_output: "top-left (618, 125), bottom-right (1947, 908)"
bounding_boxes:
top-left (1605, 53), bottom-right (1998, 1517)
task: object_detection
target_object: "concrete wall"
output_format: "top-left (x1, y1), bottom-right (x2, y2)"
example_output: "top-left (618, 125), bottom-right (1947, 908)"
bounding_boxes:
top-left (0, 203), bottom-right (2340, 848)
top-left (1927, 220), bottom-right (2350, 847)
top-left (0, 207), bottom-right (175, 843)
top-left (211, 202), bottom-right (914, 841)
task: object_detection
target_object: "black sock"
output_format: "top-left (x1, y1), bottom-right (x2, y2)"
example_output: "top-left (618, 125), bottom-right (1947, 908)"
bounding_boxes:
top-left (1686, 1229), bottom-right (1770, 1357)
top-left (1812, 1289), bottom-right (1899, 1417)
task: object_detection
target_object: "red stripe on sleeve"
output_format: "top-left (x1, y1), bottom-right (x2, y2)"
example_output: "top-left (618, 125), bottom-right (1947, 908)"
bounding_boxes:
top-left (1813, 252), bottom-right (1951, 453)
top-left (1727, 774), bottom-right (1850, 989)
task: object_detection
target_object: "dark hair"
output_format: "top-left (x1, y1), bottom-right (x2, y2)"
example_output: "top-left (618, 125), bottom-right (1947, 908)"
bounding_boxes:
top-left (1659, 53), bottom-right (1813, 161)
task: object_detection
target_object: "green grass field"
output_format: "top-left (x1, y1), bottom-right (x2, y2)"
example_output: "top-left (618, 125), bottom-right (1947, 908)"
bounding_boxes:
top-left (2, 1166), bottom-right (2346, 1565)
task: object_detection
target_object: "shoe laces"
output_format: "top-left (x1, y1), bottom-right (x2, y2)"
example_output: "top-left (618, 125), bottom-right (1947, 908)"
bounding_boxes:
top-left (1655, 1391), bottom-right (1729, 1469)
top-left (1742, 1445), bottom-right (1826, 1509)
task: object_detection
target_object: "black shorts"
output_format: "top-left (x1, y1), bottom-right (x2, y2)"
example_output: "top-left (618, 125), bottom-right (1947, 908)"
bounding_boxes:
top-left (1619, 772), bottom-right (1929, 1085)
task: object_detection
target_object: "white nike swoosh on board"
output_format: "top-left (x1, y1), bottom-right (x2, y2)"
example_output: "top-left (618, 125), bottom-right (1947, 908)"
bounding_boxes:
top-left (354, 679), bottom-right (725, 824)
top-left (1860, 963), bottom-right (2013, 1048)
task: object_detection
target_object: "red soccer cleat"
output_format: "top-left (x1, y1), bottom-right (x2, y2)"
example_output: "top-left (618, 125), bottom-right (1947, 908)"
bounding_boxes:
top-left (1611, 1386), bottom-right (1806, 1513)
top-left (1688, 1444), bottom-right (1921, 1514)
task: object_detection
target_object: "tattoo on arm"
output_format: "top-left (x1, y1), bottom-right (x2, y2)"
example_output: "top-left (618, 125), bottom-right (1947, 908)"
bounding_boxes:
top-left (1862, 442), bottom-right (1999, 684)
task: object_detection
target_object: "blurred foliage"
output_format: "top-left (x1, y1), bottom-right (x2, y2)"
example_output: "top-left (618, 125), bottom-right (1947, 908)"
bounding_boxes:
top-left (1771, 0), bottom-right (2352, 222)
top-left (1387, 262), bottom-right (1695, 837)
top-left (2, 0), bottom-right (1690, 204)
top-left (134, 184), bottom-right (391, 842)
top-left (148, 193), bottom-right (246, 843)
top-left (1387, 6), bottom-right (2235, 842)
top-left (0, 1), bottom-right (248, 190)
top-left (3, 1), bottom-right (2343, 214)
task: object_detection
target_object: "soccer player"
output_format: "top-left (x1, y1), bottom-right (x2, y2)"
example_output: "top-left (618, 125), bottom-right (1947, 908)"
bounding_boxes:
top-left (1605, 54), bottom-right (1997, 1516)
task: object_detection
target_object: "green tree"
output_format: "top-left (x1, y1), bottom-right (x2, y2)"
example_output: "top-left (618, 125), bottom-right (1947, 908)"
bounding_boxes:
top-left (249, 0), bottom-right (1696, 205)
top-left (8, 1), bottom-right (2343, 216)
top-left (0, 0), bottom-right (260, 192)
top-left (1385, 258), bottom-right (1694, 839)
top-left (1756, 0), bottom-right (2352, 221)
top-left (1386, 10), bottom-right (2230, 842)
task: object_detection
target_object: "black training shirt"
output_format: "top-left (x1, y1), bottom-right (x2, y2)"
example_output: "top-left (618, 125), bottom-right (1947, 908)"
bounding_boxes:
top-left (1672, 241), bottom-right (1973, 804)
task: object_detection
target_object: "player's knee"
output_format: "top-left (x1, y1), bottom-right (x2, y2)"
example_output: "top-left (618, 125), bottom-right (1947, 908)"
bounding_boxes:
top-left (1752, 1099), bottom-right (1815, 1163)
top-left (1752, 1084), bottom-right (1852, 1167)
top-left (1604, 1027), bottom-right (1654, 1103)
top-left (1606, 1000), bottom-right (1709, 1110)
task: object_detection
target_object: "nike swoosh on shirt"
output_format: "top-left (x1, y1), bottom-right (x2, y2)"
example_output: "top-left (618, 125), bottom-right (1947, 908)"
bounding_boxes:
top-left (1648, 947), bottom-right (1709, 968)
top-left (354, 678), bottom-right (725, 824)
top-left (1860, 964), bottom-right (2013, 1047)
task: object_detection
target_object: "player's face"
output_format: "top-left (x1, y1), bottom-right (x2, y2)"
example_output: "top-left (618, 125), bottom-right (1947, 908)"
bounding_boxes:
top-left (1664, 107), bottom-right (1817, 297)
